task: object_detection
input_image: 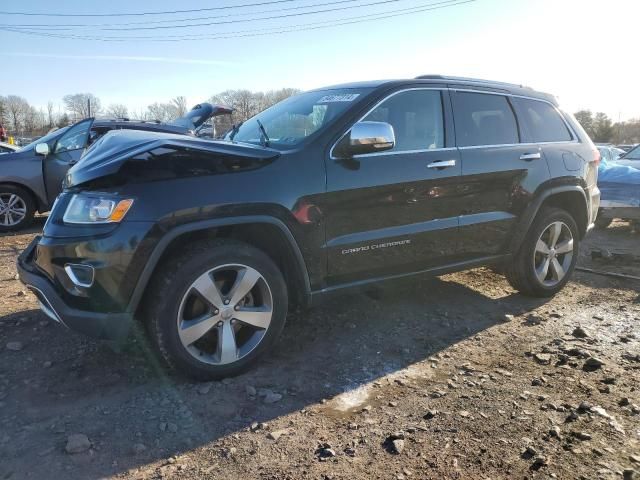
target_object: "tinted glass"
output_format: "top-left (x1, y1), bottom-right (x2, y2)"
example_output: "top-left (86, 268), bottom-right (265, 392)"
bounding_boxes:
top-left (453, 92), bottom-right (519, 147)
top-left (516, 98), bottom-right (572, 142)
top-left (363, 90), bottom-right (444, 151)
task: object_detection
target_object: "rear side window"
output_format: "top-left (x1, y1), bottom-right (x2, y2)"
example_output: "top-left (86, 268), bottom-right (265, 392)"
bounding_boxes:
top-left (362, 89), bottom-right (444, 152)
top-left (515, 98), bottom-right (572, 142)
top-left (452, 92), bottom-right (519, 147)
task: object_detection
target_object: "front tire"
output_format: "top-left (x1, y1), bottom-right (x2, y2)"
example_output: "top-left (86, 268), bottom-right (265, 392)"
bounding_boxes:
top-left (145, 239), bottom-right (288, 380)
top-left (0, 185), bottom-right (35, 232)
top-left (506, 207), bottom-right (579, 297)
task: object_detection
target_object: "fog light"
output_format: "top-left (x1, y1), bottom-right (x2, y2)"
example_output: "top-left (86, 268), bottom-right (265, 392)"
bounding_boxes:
top-left (64, 264), bottom-right (95, 288)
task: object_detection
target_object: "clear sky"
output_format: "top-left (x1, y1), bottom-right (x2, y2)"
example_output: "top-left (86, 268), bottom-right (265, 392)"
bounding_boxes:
top-left (1, 0), bottom-right (637, 120)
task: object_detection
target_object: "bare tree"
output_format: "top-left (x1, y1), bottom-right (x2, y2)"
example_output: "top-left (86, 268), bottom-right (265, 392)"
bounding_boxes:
top-left (106, 103), bottom-right (129, 118)
top-left (57, 113), bottom-right (71, 128)
top-left (0, 96), bottom-right (7, 127)
top-left (172, 96), bottom-right (188, 117)
top-left (209, 88), bottom-right (300, 136)
top-left (263, 88), bottom-right (300, 110)
top-left (63, 93), bottom-right (102, 120)
top-left (46, 101), bottom-right (56, 129)
top-left (23, 105), bottom-right (41, 136)
top-left (146, 102), bottom-right (176, 122)
top-left (5, 95), bottom-right (29, 135)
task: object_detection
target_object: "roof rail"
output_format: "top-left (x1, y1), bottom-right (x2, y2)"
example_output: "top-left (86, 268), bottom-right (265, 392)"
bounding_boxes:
top-left (415, 74), bottom-right (531, 90)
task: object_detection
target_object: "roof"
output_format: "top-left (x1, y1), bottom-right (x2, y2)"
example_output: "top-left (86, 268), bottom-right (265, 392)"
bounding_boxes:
top-left (314, 75), bottom-right (558, 105)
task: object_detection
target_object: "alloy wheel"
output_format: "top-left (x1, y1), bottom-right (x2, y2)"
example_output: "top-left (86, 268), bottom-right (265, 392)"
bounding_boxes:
top-left (0, 194), bottom-right (27, 227)
top-left (532, 221), bottom-right (574, 287)
top-left (176, 264), bottom-right (273, 365)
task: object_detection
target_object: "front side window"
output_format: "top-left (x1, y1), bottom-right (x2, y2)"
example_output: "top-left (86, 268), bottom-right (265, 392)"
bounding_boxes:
top-left (515, 98), bottom-right (572, 143)
top-left (54, 119), bottom-right (92, 154)
top-left (17, 126), bottom-right (68, 152)
top-left (228, 88), bottom-right (371, 150)
top-left (362, 89), bottom-right (444, 152)
top-left (453, 92), bottom-right (519, 147)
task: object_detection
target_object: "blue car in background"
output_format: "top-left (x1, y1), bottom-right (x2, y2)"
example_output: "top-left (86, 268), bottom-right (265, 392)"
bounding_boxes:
top-left (596, 148), bottom-right (640, 230)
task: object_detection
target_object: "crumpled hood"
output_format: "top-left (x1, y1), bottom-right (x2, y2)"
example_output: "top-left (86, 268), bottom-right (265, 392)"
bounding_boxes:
top-left (66, 129), bottom-right (280, 187)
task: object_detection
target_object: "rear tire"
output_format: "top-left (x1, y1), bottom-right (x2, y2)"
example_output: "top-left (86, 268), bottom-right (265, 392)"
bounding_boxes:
top-left (145, 239), bottom-right (288, 380)
top-left (506, 207), bottom-right (579, 297)
top-left (0, 185), bottom-right (35, 232)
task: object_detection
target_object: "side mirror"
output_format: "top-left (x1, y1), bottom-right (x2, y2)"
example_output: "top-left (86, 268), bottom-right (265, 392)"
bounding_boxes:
top-left (35, 143), bottom-right (50, 156)
top-left (336, 121), bottom-right (395, 158)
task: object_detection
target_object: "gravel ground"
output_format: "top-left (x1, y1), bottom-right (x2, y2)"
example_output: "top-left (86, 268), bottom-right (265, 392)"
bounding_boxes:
top-left (0, 218), bottom-right (638, 480)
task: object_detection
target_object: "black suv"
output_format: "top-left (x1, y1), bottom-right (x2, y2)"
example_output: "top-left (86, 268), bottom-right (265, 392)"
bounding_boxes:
top-left (18, 76), bottom-right (600, 379)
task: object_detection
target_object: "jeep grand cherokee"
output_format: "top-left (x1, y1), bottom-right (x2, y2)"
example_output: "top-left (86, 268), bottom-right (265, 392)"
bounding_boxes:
top-left (18, 75), bottom-right (600, 379)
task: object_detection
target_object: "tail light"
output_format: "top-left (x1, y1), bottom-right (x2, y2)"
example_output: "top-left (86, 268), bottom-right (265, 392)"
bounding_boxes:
top-left (592, 146), bottom-right (601, 166)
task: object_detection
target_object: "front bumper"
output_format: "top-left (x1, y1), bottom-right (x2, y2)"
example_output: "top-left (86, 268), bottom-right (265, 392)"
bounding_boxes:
top-left (17, 236), bottom-right (133, 341)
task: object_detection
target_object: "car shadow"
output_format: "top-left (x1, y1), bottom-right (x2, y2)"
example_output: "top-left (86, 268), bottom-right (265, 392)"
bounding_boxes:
top-left (0, 272), bottom-right (551, 479)
top-left (0, 215), bottom-right (46, 239)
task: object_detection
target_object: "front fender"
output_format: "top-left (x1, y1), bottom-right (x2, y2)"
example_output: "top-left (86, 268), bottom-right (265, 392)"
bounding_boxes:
top-left (126, 215), bottom-right (311, 313)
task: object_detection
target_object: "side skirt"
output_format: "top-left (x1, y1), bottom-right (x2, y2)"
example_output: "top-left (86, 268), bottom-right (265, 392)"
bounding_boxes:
top-left (309, 254), bottom-right (511, 306)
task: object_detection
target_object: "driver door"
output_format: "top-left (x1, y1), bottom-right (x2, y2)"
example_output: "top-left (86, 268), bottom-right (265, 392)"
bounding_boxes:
top-left (44, 118), bottom-right (93, 205)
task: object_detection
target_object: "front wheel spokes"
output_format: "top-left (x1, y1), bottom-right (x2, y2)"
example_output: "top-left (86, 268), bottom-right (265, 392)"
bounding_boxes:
top-left (227, 267), bottom-right (261, 306)
top-left (233, 306), bottom-right (272, 329)
top-left (536, 256), bottom-right (551, 283)
top-left (549, 257), bottom-right (565, 281)
top-left (179, 313), bottom-right (219, 347)
top-left (218, 320), bottom-right (238, 364)
top-left (191, 271), bottom-right (224, 309)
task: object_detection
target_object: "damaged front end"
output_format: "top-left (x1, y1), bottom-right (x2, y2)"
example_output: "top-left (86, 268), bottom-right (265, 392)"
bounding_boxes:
top-left (17, 129), bottom-right (282, 341)
top-left (65, 129), bottom-right (280, 190)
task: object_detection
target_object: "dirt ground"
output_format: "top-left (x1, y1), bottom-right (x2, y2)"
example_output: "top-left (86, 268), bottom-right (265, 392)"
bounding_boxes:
top-left (0, 218), bottom-right (638, 480)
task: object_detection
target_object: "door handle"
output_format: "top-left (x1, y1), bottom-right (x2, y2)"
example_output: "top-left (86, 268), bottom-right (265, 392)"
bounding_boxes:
top-left (519, 152), bottom-right (541, 161)
top-left (427, 159), bottom-right (456, 169)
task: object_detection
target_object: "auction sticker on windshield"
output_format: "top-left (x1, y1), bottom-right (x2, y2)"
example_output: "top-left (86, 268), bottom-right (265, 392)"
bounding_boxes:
top-left (318, 94), bottom-right (360, 103)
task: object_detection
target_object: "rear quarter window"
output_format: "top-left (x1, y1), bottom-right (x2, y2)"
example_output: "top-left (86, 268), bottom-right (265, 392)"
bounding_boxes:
top-left (513, 98), bottom-right (573, 143)
top-left (452, 92), bottom-right (519, 147)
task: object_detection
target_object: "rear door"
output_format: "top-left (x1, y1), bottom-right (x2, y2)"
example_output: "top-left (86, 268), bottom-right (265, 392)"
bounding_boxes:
top-left (324, 88), bottom-right (464, 285)
top-left (44, 118), bottom-right (93, 205)
top-left (452, 90), bottom-right (550, 259)
top-left (511, 97), bottom-right (579, 177)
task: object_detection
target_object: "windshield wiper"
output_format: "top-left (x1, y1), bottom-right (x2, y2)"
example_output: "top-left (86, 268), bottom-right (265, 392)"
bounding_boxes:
top-left (256, 119), bottom-right (270, 147)
top-left (228, 121), bottom-right (243, 141)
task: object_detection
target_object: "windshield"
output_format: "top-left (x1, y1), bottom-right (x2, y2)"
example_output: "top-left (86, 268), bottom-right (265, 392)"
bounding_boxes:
top-left (226, 88), bottom-right (372, 149)
top-left (623, 144), bottom-right (640, 160)
top-left (17, 126), bottom-right (68, 152)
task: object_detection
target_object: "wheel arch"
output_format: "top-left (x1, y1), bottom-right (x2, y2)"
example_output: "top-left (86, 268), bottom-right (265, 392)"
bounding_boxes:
top-left (129, 216), bottom-right (311, 317)
top-left (509, 185), bottom-right (589, 253)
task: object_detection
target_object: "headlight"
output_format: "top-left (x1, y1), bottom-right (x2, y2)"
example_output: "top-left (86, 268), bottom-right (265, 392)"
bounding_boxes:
top-left (63, 194), bottom-right (134, 224)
